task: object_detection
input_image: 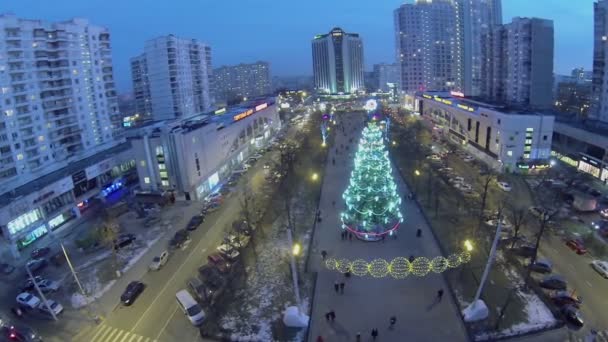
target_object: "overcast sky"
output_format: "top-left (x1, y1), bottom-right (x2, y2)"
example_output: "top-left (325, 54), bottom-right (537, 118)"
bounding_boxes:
top-left (3, 0), bottom-right (594, 92)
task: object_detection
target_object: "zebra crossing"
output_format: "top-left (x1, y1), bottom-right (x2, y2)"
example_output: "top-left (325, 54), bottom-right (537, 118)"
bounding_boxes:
top-left (83, 324), bottom-right (158, 342)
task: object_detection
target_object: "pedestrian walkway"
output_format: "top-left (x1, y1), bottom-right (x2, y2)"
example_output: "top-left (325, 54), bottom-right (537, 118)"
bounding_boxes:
top-left (84, 323), bottom-right (158, 342)
top-left (307, 112), bottom-right (469, 342)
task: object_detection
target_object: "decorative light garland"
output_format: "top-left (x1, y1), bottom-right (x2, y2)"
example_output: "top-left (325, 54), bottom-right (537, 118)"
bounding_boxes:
top-left (324, 251), bottom-right (471, 278)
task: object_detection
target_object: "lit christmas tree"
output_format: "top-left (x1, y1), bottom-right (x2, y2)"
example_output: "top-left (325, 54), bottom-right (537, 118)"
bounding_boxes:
top-left (341, 121), bottom-right (404, 241)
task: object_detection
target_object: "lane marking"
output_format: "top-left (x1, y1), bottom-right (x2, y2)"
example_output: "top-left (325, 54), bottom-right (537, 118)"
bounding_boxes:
top-left (118, 331), bottom-right (133, 342)
top-left (90, 324), bottom-right (110, 342)
top-left (112, 330), bottom-right (125, 342)
top-left (126, 334), bottom-right (141, 342)
top-left (103, 328), bottom-right (119, 342)
top-left (586, 281), bottom-right (593, 288)
top-left (154, 305), bottom-right (179, 341)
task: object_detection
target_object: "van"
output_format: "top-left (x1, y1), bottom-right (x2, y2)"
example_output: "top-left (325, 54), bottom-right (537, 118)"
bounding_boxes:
top-left (175, 290), bottom-right (205, 325)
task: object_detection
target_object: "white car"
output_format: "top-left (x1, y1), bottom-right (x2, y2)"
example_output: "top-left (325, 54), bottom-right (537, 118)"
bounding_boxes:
top-left (600, 208), bottom-right (608, 219)
top-left (204, 192), bottom-right (222, 203)
top-left (149, 251), bottom-right (169, 271)
top-left (591, 260), bottom-right (608, 278)
top-left (463, 156), bottom-right (475, 162)
top-left (426, 155), bottom-right (441, 161)
top-left (227, 234), bottom-right (251, 249)
top-left (485, 218), bottom-right (513, 230)
top-left (16, 292), bottom-right (40, 309)
top-left (217, 244), bottom-right (240, 260)
top-left (36, 279), bottom-right (60, 293)
top-left (497, 181), bottom-right (512, 192)
top-left (38, 300), bottom-right (64, 316)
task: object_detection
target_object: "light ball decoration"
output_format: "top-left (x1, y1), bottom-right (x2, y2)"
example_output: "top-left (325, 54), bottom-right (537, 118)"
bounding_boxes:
top-left (411, 257), bottom-right (431, 277)
top-left (368, 258), bottom-right (390, 278)
top-left (430, 256), bottom-right (449, 274)
top-left (351, 259), bottom-right (369, 277)
top-left (460, 251), bottom-right (472, 264)
top-left (447, 253), bottom-right (462, 269)
top-left (336, 258), bottom-right (351, 274)
top-left (325, 258), bottom-right (338, 271)
top-left (389, 257), bottom-right (411, 279)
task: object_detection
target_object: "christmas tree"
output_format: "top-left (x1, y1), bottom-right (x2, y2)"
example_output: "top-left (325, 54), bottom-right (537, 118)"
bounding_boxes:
top-left (341, 121), bottom-right (404, 241)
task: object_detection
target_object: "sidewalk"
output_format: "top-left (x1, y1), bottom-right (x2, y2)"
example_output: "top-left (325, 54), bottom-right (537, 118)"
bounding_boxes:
top-left (307, 113), bottom-right (469, 342)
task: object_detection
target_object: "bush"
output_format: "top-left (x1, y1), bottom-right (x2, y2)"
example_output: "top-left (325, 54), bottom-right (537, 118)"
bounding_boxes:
top-left (75, 229), bottom-right (102, 250)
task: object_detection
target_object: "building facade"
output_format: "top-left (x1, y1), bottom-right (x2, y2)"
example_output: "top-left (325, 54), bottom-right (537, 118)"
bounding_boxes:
top-left (490, 17), bottom-right (554, 109)
top-left (555, 81), bottom-right (592, 119)
top-left (416, 92), bottom-right (554, 172)
top-left (130, 35), bottom-right (213, 122)
top-left (311, 27), bottom-right (364, 95)
top-left (373, 63), bottom-right (400, 92)
top-left (591, 0), bottom-right (608, 123)
top-left (129, 99), bottom-right (280, 200)
top-left (0, 15), bottom-right (121, 195)
top-left (213, 61), bottom-right (271, 104)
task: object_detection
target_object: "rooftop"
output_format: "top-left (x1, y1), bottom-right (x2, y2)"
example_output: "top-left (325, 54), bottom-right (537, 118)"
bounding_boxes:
top-left (417, 91), bottom-right (549, 116)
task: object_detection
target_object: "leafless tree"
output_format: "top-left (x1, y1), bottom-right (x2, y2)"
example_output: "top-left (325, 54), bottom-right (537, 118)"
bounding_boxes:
top-left (508, 203), bottom-right (529, 249)
top-left (475, 175), bottom-right (496, 236)
top-left (526, 207), bottom-right (561, 283)
top-left (238, 185), bottom-right (260, 262)
top-left (99, 211), bottom-right (120, 273)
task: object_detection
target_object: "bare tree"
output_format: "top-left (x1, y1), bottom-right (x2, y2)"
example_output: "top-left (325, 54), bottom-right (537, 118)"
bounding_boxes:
top-left (475, 175), bottom-right (496, 236)
top-left (238, 185), bottom-right (260, 262)
top-left (526, 208), bottom-right (561, 283)
top-left (508, 203), bottom-right (529, 249)
top-left (99, 211), bottom-right (120, 274)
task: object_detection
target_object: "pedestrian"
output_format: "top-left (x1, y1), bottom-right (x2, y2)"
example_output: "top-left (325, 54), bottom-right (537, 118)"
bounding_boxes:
top-left (356, 332), bottom-right (361, 342)
top-left (334, 281), bottom-right (339, 293)
top-left (389, 316), bottom-right (397, 329)
top-left (321, 250), bottom-right (327, 260)
top-left (437, 289), bottom-right (444, 301)
top-left (371, 328), bottom-right (378, 340)
top-left (409, 255), bottom-right (415, 263)
top-left (316, 336), bottom-right (324, 342)
top-left (416, 228), bottom-right (422, 237)
top-left (348, 232), bottom-right (353, 241)
top-left (329, 310), bottom-right (336, 321)
top-left (344, 270), bottom-right (351, 278)
top-left (325, 312), bottom-right (330, 321)
top-left (339, 282), bottom-right (345, 294)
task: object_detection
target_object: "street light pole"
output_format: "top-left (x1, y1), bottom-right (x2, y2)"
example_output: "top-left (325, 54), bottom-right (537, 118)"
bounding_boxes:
top-left (25, 265), bottom-right (57, 321)
top-left (61, 242), bottom-right (100, 323)
top-left (286, 227), bottom-right (302, 314)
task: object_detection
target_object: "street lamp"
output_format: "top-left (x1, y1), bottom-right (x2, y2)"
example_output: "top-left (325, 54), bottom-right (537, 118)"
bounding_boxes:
top-left (311, 173), bottom-right (319, 181)
top-left (464, 240), bottom-right (473, 252)
top-left (414, 169), bottom-right (421, 176)
top-left (292, 242), bottom-right (301, 256)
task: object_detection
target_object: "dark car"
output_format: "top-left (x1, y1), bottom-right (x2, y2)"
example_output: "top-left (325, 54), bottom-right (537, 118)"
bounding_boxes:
top-left (25, 259), bottom-right (47, 274)
top-left (188, 277), bottom-right (213, 303)
top-left (540, 275), bottom-right (567, 290)
top-left (114, 234), bottom-right (136, 250)
top-left (0, 263), bottom-right (15, 275)
top-left (207, 253), bottom-right (231, 274)
top-left (120, 281), bottom-right (145, 306)
top-left (562, 305), bottom-right (584, 328)
top-left (0, 324), bottom-right (43, 342)
top-left (529, 259), bottom-right (552, 274)
top-left (21, 276), bottom-right (44, 292)
top-left (186, 215), bottom-right (204, 231)
top-left (30, 247), bottom-right (50, 259)
top-left (515, 245), bottom-right (536, 258)
top-left (169, 229), bottom-right (189, 249)
top-left (551, 293), bottom-right (582, 309)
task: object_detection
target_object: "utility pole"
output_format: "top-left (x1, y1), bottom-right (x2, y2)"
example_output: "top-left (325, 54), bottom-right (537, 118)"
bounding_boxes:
top-left (61, 242), bottom-right (100, 323)
top-left (286, 227), bottom-right (302, 314)
top-left (25, 265), bottom-right (57, 321)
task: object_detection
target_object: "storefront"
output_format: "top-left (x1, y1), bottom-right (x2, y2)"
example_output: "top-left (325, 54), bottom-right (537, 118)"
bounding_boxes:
top-left (578, 154), bottom-right (602, 178)
top-left (47, 210), bottom-right (77, 231)
top-left (17, 224), bottom-right (48, 249)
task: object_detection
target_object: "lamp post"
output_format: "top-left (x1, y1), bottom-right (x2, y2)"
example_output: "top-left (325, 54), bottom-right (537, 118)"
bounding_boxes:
top-left (414, 169), bottom-right (421, 196)
top-left (286, 227), bottom-right (302, 314)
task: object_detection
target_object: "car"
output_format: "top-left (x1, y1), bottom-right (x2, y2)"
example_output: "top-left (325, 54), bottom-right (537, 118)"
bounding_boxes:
top-left (120, 281), bottom-right (145, 306)
top-left (169, 230), bottom-right (190, 249)
top-left (0, 324), bottom-right (43, 342)
top-left (114, 234), bottom-right (136, 250)
top-left (591, 219), bottom-right (608, 230)
top-left (186, 215), bottom-right (204, 231)
top-left (16, 293), bottom-right (40, 309)
top-left (561, 305), bottom-right (584, 328)
top-left (263, 163), bottom-right (271, 169)
top-left (226, 234), bottom-right (251, 249)
top-left (529, 259), bottom-right (552, 274)
top-left (551, 292), bottom-right (582, 309)
top-left (38, 300), bottom-right (63, 316)
top-left (497, 181), bottom-right (512, 192)
top-left (25, 259), bottom-right (47, 273)
top-left (540, 275), bottom-right (567, 290)
top-left (23, 278), bottom-right (59, 293)
top-left (216, 244), bottom-right (240, 260)
top-left (204, 192), bottom-right (223, 203)
top-left (188, 277), bottom-right (213, 303)
top-left (565, 239), bottom-right (587, 255)
top-left (485, 218), bottom-right (513, 230)
top-left (591, 260), bottom-right (608, 278)
top-left (426, 154), bottom-right (441, 161)
top-left (149, 251), bottom-right (169, 271)
top-left (515, 244), bottom-right (536, 258)
top-left (0, 263), bottom-right (16, 275)
top-left (207, 253), bottom-right (231, 274)
top-left (30, 247), bottom-right (50, 259)
top-left (252, 153), bottom-right (263, 159)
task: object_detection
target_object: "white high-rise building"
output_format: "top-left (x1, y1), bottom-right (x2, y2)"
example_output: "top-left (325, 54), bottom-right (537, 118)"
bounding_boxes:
top-left (373, 63), bottom-right (400, 92)
top-left (131, 35), bottom-right (212, 121)
top-left (0, 14), bottom-right (118, 191)
top-left (490, 17), bottom-right (554, 109)
top-left (214, 61), bottom-right (271, 104)
top-left (591, 0), bottom-right (608, 123)
top-left (312, 27), bottom-right (364, 95)
top-left (394, 0), bottom-right (461, 92)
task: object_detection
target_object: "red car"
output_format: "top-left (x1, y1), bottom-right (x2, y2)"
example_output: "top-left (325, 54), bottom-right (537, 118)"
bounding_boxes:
top-left (565, 239), bottom-right (587, 255)
top-left (207, 253), bottom-right (231, 274)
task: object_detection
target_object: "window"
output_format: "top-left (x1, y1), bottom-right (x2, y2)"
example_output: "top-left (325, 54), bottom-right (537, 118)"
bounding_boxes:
top-left (543, 135), bottom-right (547, 141)
top-left (524, 153), bottom-right (530, 159)
top-left (507, 151), bottom-right (513, 157)
top-left (144, 177), bottom-right (150, 184)
top-left (140, 160), bottom-right (146, 167)
top-left (497, 119), bottom-right (501, 125)
top-left (161, 180), bottom-right (169, 186)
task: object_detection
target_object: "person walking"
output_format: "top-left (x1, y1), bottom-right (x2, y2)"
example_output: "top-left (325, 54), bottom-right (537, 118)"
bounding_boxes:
top-left (329, 310), bottom-right (336, 322)
top-left (389, 316), bottom-right (397, 329)
top-left (325, 312), bottom-right (330, 321)
top-left (339, 282), bottom-right (345, 294)
top-left (348, 232), bottom-right (353, 241)
top-left (321, 250), bottom-right (327, 260)
top-left (371, 328), bottom-right (378, 340)
top-left (334, 281), bottom-right (340, 293)
top-left (437, 289), bottom-right (444, 301)
top-left (356, 332), bottom-right (361, 342)
top-left (416, 228), bottom-right (422, 237)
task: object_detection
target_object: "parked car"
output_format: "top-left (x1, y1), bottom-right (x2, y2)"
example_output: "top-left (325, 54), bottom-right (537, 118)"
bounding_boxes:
top-left (561, 305), bottom-right (584, 328)
top-left (226, 234), bottom-right (251, 249)
top-left (38, 300), bottom-right (63, 316)
top-left (169, 230), bottom-right (190, 249)
top-left (25, 259), bottom-right (47, 274)
top-left (207, 253), bottom-right (232, 274)
top-left (551, 292), bottom-right (582, 309)
top-left (515, 245), bottom-right (536, 258)
top-left (497, 181), bottom-right (512, 192)
top-left (114, 234), bottom-right (136, 250)
top-left (30, 247), bottom-right (50, 259)
top-left (149, 251), bottom-right (169, 271)
top-left (529, 259), bottom-right (552, 274)
top-left (263, 163), bottom-right (271, 170)
top-left (204, 192), bottom-right (223, 203)
top-left (591, 260), bottom-right (608, 278)
top-left (0, 263), bottom-right (16, 275)
top-left (216, 244), bottom-right (240, 260)
top-left (120, 281), bottom-right (145, 306)
top-left (591, 220), bottom-right (608, 230)
top-left (565, 239), bottom-right (587, 255)
top-left (600, 208), bottom-right (608, 219)
top-left (186, 215), bottom-right (204, 231)
top-left (23, 278), bottom-right (59, 293)
top-left (16, 293), bottom-right (40, 309)
top-left (540, 275), bottom-right (567, 290)
top-left (0, 324), bottom-right (43, 342)
top-left (187, 277), bottom-right (212, 303)
top-left (485, 218), bottom-right (513, 230)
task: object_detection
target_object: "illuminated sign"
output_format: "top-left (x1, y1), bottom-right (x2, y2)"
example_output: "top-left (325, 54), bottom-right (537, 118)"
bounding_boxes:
top-left (255, 103), bottom-right (268, 111)
top-left (457, 104), bottom-right (475, 112)
top-left (233, 109), bottom-right (254, 121)
top-left (517, 162), bottom-right (551, 170)
top-left (332, 32), bottom-right (343, 37)
top-left (441, 99), bottom-right (453, 105)
top-left (422, 94), bottom-right (432, 99)
top-left (450, 91), bottom-right (465, 97)
top-left (214, 108), bottom-right (226, 115)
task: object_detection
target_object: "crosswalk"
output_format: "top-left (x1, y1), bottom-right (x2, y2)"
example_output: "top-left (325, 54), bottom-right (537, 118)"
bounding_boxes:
top-left (83, 324), bottom-right (158, 342)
